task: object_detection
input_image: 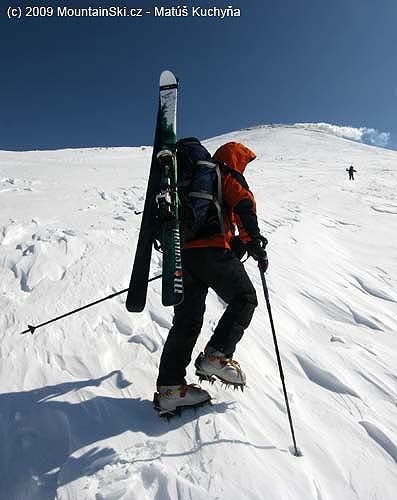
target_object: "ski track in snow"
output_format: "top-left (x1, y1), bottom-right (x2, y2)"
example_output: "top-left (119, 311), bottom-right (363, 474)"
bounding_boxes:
top-left (1, 127), bottom-right (397, 499)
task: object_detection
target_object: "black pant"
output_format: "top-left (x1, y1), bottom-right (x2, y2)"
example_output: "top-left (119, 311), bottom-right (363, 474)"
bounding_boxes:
top-left (157, 247), bottom-right (258, 385)
top-left (349, 172), bottom-right (354, 180)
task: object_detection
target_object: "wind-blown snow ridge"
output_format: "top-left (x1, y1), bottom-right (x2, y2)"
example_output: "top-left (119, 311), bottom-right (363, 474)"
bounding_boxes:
top-left (238, 122), bottom-right (391, 149)
top-left (1, 125), bottom-right (397, 499)
top-left (294, 123), bottom-right (391, 148)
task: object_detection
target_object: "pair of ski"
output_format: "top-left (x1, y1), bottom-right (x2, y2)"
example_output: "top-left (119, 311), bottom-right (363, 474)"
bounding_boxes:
top-left (126, 71), bottom-right (183, 313)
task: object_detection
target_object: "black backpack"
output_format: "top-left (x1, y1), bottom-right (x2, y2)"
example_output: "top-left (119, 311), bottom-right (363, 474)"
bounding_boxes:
top-left (176, 138), bottom-right (225, 243)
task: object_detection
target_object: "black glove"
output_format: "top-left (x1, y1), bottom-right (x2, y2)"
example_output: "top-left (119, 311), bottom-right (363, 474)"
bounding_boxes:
top-left (246, 236), bottom-right (268, 271)
top-left (229, 236), bottom-right (247, 260)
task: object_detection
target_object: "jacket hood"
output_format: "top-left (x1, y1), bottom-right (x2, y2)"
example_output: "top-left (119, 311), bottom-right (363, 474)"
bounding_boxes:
top-left (213, 142), bottom-right (256, 174)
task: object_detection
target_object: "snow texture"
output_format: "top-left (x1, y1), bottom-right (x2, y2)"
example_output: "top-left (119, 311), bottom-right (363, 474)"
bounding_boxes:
top-left (1, 125), bottom-right (397, 499)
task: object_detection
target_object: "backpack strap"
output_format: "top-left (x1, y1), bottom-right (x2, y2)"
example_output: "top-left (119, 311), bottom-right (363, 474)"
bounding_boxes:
top-left (189, 160), bottom-right (225, 235)
top-left (220, 164), bottom-right (252, 193)
top-left (196, 160), bottom-right (216, 167)
top-left (189, 192), bottom-right (213, 200)
top-left (214, 163), bottom-right (225, 234)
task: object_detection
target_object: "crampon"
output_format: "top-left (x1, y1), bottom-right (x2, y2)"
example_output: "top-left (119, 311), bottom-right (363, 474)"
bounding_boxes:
top-left (153, 393), bottom-right (212, 419)
top-left (153, 384), bottom-right (211, 419)
top-left (196, 372), bottom-right (245, 391)
top-left (195, 351), bottom-right (246, 390)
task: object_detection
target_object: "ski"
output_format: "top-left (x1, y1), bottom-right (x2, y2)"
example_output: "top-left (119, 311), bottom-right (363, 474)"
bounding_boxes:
top-left (126, 70), bottom-right (183, 312)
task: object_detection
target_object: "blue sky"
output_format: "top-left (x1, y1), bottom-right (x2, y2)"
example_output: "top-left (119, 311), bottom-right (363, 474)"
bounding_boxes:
top-left (1, 0), bottom-right (396, 150)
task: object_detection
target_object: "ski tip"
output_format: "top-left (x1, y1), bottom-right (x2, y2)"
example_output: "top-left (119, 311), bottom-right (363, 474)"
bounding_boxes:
top-left (160, 70), bottom-right (177, 88)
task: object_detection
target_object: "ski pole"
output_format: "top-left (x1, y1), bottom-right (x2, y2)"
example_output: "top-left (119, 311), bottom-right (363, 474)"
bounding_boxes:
top-left (258, 265), bottom-right (302, 457)
top-left (19, 274), bottom-right (162, 336)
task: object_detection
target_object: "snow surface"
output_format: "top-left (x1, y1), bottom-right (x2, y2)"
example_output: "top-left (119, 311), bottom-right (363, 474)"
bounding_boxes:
top-left (1, 124), bottom-right (397, 500)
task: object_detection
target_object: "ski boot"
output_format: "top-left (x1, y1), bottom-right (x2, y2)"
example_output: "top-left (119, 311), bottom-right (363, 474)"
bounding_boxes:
top-left (195, 347), bottom-right (246, 390)
top-left (153, 384), bottom-right (211, 418)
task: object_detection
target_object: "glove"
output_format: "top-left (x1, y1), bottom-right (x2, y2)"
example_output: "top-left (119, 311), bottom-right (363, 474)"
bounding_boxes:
top-left (229, 236), bottom-right (247, 260)
top-left (246, 236), bottom-right (268, 271)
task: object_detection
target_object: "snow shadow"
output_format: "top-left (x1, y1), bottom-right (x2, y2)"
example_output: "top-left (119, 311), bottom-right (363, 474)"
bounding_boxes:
top-left (296, 355), bottom-right (360, 398)
top-left (0, 372), bottom-right (230, 500)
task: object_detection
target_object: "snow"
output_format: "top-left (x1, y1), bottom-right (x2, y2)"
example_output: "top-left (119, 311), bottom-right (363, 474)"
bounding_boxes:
top-left (1, 125), bottom-right (397, 499)
top-left (292, 123), bottom-right (391, 148)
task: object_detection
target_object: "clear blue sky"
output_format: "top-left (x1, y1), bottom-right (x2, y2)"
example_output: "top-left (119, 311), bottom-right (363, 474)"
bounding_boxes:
top-left (1, 0), bottom-right (396, 150)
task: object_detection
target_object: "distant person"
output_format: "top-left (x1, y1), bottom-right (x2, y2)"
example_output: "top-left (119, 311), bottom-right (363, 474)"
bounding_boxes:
top-left (346, 165), bottom-right (357, 180)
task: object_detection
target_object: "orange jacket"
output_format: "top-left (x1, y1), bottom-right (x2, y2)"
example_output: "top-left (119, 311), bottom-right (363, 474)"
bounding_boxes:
top-left (184, 142), bottom-right (259, 250)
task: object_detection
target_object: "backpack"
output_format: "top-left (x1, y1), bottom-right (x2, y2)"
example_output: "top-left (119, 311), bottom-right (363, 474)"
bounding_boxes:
top-left (176, 138), bottom-right (225, 243)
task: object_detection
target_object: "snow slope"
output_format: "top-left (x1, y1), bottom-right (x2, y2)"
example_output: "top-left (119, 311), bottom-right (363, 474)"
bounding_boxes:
top-left (1, 124), bottom-right (397, 500)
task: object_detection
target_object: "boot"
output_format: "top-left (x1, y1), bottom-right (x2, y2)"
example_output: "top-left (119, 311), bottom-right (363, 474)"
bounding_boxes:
top-left (195, 347), bottom-right (246, 389)
top-left (153, 384), bottom-right (211, 417)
